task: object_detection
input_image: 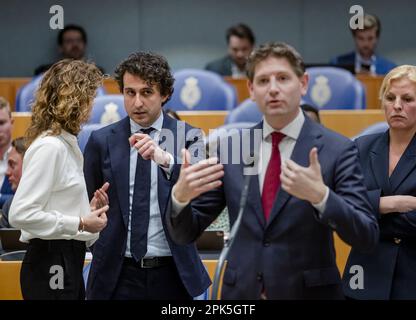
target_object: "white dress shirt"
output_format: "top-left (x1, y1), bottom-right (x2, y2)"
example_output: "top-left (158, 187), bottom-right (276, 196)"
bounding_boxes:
top-left (261, 110), bottom-right (328, 211)
top-left (231, 63), bottom-right (247, 78)
top-left (355, 52), bottom-right (376, 75)
top-left (125, 112), bottom-right (174, 258)
top-left (172, 110), bottom-right (329, 212)
top-left (9, 130), bottom-right (98, 245)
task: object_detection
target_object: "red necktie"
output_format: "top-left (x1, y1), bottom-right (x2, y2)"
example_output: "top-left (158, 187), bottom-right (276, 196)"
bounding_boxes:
top-left (262, 132), bottom-right (285, 221)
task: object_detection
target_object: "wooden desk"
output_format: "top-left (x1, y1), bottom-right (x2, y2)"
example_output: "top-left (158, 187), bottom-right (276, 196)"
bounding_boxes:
top-left (0, 76), bottom-right (383, 112)
top-left (11, 112), bottom-right (32, 140)
top-left (177, 111), bottom-right (228, 135)
top-left (103, 78), bottom-right (120, 94)
top-left (1, 242), bottom-right (349, 301)
top-left (356, 75), bottom-right (384, 109)
top-left (0, 260), bottom-right (220, 300)
top-left (0, 261), bottom-right (22, 299)
top-left (320, 109), bottom-right (385, 137)
top-left (224, 77), bottom-right (250, 104)
top-left (0, 78), bottom-right (120, 112)
top-left (11, 110), bottom-right (385, 140)
top-left (0, 78), bottom-right (31, 111)
top-left (163, 109), bottom-right (378, 139)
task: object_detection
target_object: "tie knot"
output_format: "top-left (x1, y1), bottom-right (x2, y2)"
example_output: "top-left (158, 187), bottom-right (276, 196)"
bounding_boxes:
top-left (271, 132), bottom-right (285, 148)
top-left (139, 127), bottom-right (155, 135)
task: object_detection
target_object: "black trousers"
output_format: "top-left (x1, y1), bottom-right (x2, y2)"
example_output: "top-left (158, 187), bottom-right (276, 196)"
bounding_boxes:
top-left (20, 239), bottom-right (86, 300)
top-left (111, 257), bottom-right (192, 300)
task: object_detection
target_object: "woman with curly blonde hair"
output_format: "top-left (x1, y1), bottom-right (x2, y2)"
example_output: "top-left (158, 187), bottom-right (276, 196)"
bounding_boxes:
top-left (9, 59), bottom-right (110, 300)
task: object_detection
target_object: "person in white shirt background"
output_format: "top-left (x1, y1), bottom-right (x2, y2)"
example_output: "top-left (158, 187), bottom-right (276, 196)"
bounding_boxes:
top-left (9, 59), bottom-right (110, 300)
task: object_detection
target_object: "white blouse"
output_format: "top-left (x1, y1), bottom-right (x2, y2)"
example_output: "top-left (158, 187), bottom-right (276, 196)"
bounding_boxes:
top-left (9, 130), bottom-right (98, 245)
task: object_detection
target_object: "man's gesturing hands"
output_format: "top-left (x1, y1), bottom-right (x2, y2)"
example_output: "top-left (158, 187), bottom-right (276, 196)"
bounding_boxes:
top-left (173, 149), bottom-right (224, 203)
top-left (129, 132), bottom-right (171, 168)
top-left (281, 147), bottom-right (327, 205)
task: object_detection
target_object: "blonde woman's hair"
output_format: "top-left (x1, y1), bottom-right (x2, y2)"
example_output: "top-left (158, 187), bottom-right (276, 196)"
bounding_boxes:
top-left (379, 65), bottom-right (416, 102)
top-left (25, 59), bottom-right (103, 147)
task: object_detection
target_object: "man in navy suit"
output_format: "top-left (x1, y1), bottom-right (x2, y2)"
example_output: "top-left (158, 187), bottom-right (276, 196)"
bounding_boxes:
top-left (167, 42), bottom-right (379, 299)
top-left (331, 14), bottom-right (396, 75)
top-left (84, 52), bottom-right (210, 299)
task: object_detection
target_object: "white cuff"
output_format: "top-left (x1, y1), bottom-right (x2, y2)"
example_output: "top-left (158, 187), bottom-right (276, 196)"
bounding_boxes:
top-left (62, 215), bottom-right (81, 236)
top-left (160, 152), bottom-right (174, 179)
top-left (311, 186), bottom-right (329, 213)
top-left (171, 184), bottom-right (190, 216)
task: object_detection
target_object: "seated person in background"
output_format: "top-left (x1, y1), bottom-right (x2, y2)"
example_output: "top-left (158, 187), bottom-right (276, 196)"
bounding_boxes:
top-left (331, 14), bottom-right (396, 75)
top-left (205, 23), bottom-right (255, 78)
top-left (0, 97), bottom-right (14, 208)
top-left (0, 137), bottom-right (26, 229)
top-left (34, 24), bottom-right (104, 76)
top-left (301, 103), bottom-right (321, 123)
top-left (343, 65), bottom-right (416, 299)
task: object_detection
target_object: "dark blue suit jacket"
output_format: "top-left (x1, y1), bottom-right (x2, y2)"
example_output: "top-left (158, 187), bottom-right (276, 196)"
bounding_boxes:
top-left (205, 56), bottom-right (233, 76)
top-left (331, 51), bottom-right (396, 75)
top-left (167, 116), bottom-right (379, 299)
top-left (83, 113), bottom-right (211, 299)
top-left (343, 132), bottom-right (416, 299)
top-left (0, 176), bottom-right (13, 207)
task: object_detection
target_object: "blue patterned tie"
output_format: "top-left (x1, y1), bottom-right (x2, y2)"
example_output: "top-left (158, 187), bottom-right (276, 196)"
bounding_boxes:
top-left (130, 127), bottom-right (154, 262)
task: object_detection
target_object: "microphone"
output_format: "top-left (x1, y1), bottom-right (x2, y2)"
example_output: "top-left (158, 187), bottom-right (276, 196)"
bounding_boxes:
top-left (211, 173), bottom-right (252, 300)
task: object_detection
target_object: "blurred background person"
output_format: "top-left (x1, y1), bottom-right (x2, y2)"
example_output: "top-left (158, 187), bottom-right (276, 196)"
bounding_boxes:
top-left (205, 23), bottom-right (255, 78)
top-left (0, 137), bottom-right (26, 229)
top-left (0, 97), bottom-right (14, 208)
top-left (331, 14), bottom-right (396, 75)
top-left (34, 24), bottom-right (104, 76)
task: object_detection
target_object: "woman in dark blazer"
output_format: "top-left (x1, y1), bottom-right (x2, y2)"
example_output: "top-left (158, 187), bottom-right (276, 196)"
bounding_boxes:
top-left (343, 65), bottom-right (416, 299)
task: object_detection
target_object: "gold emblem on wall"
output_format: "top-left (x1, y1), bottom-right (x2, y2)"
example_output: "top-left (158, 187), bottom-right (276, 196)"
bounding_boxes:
top-left (180, 77), bottom-right (202, 109)
top-left (100, 102), bottom-right (122, 124)
top-left (310, 75), bottom-right (331, 108)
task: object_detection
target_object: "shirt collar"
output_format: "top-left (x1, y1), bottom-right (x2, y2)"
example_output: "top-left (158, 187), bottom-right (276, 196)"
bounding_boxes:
top-left (263, 109), bottom-right (305, 141)
top-left (60, 129), bottom-right (79, 148)
top-left (130, 111), bottom-right (164, 134)
top-left (356, 51), bottom-right (376, 64)
top-left (231, 62), bottom-right (247, 78)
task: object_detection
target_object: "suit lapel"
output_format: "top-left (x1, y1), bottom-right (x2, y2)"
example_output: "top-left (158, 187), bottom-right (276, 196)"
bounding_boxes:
top-left (109, 117), bottom-right (131, 228)
top-left (389, 133), bottom-right (416, 193)
top-left (369, 131), bottom-right (392, 195)
top-left (225, 56), bottom-right (233, 76)
top-left (242, 121), bottom-right (266, 228)
top-left (158, 112), bottom-right (177, 219)
top-left (246, 168), bottom-right (266, 228)
top-left (267, 117), bottom-right (323, 228)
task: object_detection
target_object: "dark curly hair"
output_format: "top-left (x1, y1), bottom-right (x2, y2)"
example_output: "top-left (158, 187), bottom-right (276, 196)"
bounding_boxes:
top-left (114, 52), bottom-right (174, 106)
